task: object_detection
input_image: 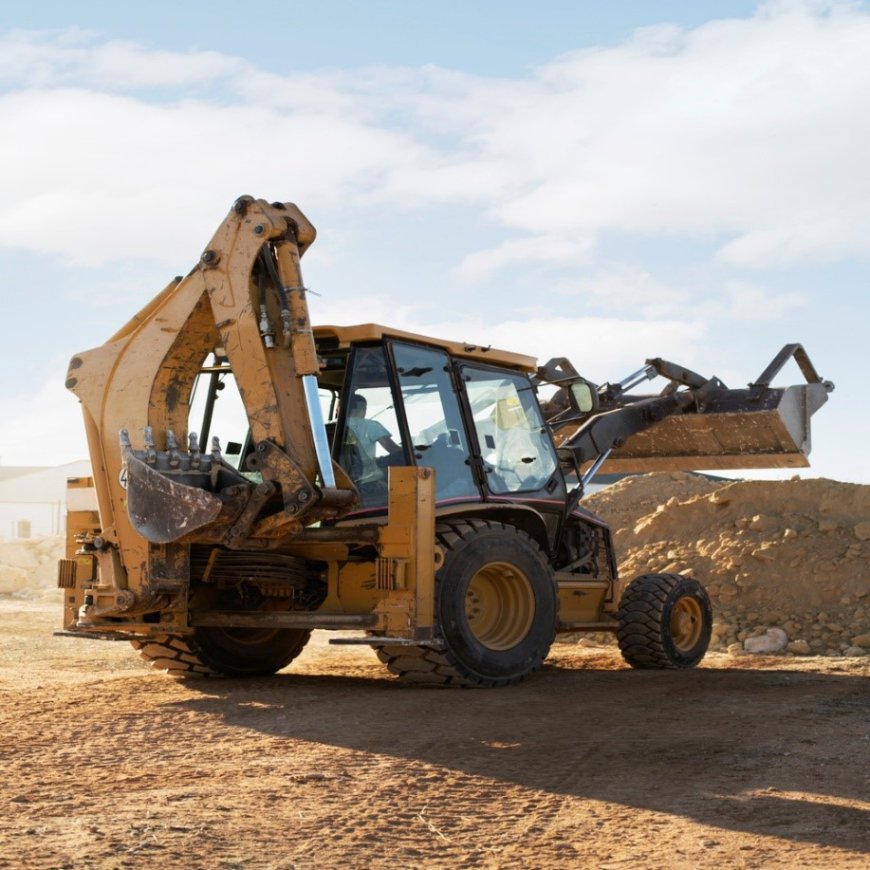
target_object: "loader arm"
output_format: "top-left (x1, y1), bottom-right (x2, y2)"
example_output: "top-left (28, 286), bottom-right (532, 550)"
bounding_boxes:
top-left (67, 197), bottom-right (356, 610)
top-left (544, 344), bottom-right (834, 479)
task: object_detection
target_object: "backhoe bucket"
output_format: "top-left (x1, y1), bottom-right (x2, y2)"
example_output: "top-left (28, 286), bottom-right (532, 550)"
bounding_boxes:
top-left (599, 381), bottom-right (830, 472)
top-left (124, 451), bottom-right (225, 544)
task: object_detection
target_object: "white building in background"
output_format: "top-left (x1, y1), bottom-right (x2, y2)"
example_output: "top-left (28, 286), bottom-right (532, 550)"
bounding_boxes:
top-left (0, 462), bottom-right (91, 538)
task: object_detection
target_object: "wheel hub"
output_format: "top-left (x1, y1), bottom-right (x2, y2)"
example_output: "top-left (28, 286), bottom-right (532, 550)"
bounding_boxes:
top-left (670, 595), bottom-right (703, 651)
top-left (465, 561), bottom-right (536, 651)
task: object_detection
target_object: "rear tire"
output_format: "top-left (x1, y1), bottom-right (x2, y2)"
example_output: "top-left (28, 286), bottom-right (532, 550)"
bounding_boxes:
top-left (131, 627), bottom-right (310, 677)
top-left (375, 520), bottom-right (558, 687)
top-left (616, 573), bottom-right (712, 669)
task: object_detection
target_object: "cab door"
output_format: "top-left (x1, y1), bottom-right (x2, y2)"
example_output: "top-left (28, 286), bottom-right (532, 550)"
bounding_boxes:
top-left (391, 342), bottom-right (481, 504)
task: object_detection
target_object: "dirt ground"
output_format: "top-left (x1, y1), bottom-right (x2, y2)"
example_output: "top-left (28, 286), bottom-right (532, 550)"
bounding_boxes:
top-left (1, 601), bottom-right (868, 869)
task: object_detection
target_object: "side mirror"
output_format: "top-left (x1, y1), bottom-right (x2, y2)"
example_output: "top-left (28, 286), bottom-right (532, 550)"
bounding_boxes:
top-left (570, 381), bottom-right (598, 414)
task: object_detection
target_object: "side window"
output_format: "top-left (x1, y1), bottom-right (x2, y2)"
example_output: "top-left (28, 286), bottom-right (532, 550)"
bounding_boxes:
top-left (392, 343), bottom-right (479, 502)
top-left (464, 368), bottom-right (558, 494)
top-left (319, 387), bottom-right (339, 425)
top-left (338, 346), bottom-right (405, 508)
top-left (188, 353), bottom-right (249, 470)
top-left (316, 351), bottom-right (349, 453)
top-left (318, 385), bottom-right (340, 453)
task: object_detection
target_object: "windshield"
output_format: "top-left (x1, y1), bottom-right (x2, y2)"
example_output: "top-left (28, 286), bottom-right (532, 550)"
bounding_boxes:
top-left (463, 368), bottom-right (558, 494)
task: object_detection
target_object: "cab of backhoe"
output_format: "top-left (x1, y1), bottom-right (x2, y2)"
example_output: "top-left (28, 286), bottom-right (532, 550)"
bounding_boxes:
top-left (318, 328), bottom-right (566, 516)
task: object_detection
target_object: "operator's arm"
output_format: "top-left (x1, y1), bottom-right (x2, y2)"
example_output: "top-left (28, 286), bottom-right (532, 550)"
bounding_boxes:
top-left (361, 417), bottom-right (402, 456)
top-left (378, 435), bottom-right (403, 455)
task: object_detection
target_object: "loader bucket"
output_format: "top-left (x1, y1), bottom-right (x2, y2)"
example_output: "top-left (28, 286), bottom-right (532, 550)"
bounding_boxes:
top-left (599, 381), bottom-right (830, 472)
top-left (124, 450), bottom-right (224, 544)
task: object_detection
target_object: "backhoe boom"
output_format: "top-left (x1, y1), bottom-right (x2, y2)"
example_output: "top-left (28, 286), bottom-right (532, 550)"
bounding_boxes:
top-left (66, 197), bottom-right (356, 617)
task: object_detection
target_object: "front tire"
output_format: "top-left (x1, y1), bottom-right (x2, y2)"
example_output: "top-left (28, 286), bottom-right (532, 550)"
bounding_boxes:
top-left (616, 573), bottom-right (712, 669)
top-left (375, 520), bottom-right (558, 687)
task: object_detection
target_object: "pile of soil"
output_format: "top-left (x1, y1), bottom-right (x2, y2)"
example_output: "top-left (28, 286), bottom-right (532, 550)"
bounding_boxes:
top-left (584, 473), bottom-right (870, 657)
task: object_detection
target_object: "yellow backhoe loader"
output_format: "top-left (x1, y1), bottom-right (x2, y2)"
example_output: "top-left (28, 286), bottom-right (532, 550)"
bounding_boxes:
top-left (58, 197), bottom-right (833, 686)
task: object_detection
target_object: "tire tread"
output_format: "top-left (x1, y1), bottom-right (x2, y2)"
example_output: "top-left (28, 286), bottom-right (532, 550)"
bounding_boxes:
top-left (616, 572), bottom-right (711, 670)
top-left (374, 519), bottom-right (556, 688)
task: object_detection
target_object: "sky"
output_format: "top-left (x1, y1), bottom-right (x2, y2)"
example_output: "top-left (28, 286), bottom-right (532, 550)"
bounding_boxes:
top-left (0, 0), bottom-right (867, 483)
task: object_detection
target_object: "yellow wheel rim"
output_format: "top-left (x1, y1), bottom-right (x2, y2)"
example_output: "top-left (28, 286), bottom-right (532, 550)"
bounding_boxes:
top-left (670, 595), bottom-right (703, 651)
top-left (465, 562), bottom-right (535, 650)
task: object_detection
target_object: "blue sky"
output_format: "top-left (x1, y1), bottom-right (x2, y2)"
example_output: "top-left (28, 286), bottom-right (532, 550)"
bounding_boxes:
top-left (1, 1), bottom-right (762, 74)
top-left (0, 0), bottom-right (867, 483)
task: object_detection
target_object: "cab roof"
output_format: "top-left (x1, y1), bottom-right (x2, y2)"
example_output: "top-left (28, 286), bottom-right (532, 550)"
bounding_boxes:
top-left (313, 323), bottom-right (537, 373)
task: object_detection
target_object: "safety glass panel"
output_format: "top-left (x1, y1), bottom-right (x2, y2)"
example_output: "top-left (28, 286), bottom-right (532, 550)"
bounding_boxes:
top-left (464, 368), bottom-right (558, 494)
top-left (338, 346), bottom-right (405, 508)
top-left (393, 343), bottom-right (479, 501)
top-left (188, 355), bottom-right (248, 470)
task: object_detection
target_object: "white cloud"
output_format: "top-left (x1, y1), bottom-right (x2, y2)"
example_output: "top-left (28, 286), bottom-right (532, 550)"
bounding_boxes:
top-left (714, 279), bottom-right (807, 320)
top-left (0, 377), bottom-right (88, 466)
top-left (553, 266), bottom-right (808, 322)
top-left (0, 5), bottom-right (864, 486)
top-left (475, 2), bottom-right (870, 267)
top-left (0, 28), bottom-right (243, 89)
top-left (308, 291), bottom-right (707, 380)
top-left (553, 265), bottom-right (689, 320)
top-left (1, 2), bottom-right (869, 272)
top-left (457, 235), bottom-right (594, 282)
top-left (0, 87), bottom-right (429, 266)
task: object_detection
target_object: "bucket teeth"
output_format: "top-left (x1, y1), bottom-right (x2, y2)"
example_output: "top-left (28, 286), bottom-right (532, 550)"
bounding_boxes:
top-left (189, 433), bottom-right (201, 469)
top-left (166, 429), bottom-right (181, 468)
top-left (143, 426), bottom-right (158, 464)
top-left (118, 427), bottom-right (224, 476)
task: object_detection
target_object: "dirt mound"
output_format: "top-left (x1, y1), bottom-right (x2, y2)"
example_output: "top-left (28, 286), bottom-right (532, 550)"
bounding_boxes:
top-left (0, 535), bottom-right (63, 601)
top-left (584, 470), bottom-right (725, 532)
top-left (584, 474), bottom-right (870, 657)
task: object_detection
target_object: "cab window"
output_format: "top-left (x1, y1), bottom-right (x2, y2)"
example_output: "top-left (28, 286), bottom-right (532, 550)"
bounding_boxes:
top-left (463, 367), bottom-right (558, 494)
top-left (188, 352), bottom-right (248, 469)
top-left (337, 346), bottom-right (406, 508)
top-left (392, 343), bottom-right (479, 502)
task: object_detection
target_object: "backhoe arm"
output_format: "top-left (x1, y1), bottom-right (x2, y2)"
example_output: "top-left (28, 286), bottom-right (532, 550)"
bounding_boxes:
top-left (67, 197), bottom-right (356, 616)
